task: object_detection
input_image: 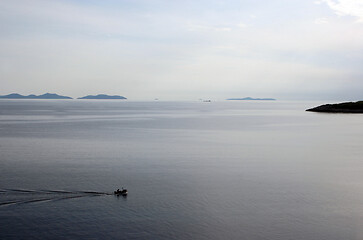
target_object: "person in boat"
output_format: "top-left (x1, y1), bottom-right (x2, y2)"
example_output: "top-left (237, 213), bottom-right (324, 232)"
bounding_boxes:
top-left (115, 188), bottom-right (126, 193)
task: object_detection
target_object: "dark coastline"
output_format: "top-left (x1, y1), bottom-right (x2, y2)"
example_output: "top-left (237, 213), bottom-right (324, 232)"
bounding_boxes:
top-left (306, 101), bottom-right (363, 113)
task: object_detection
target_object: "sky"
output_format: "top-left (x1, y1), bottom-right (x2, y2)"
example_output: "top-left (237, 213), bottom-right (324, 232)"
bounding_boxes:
top-left (0, 0), bottom-right (363, 100)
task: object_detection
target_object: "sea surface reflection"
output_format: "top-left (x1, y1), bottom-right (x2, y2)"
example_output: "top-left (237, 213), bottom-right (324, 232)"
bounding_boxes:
top-left (1, 100), bottom-right (363, 239)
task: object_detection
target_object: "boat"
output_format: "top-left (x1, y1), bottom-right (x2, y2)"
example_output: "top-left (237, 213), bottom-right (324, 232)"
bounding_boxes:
top-left (114, 188), bottom-right (128, 196)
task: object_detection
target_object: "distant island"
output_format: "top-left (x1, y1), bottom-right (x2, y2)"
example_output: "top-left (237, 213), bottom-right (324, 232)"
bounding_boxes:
top-left (0, 93), bottom-right (72, 99)
top-left (78, 94), bottom-right (127, 100)
top-left (306, 101), bottom-right (363, 113)
top-left (227, 97), bottom-right (276, 101)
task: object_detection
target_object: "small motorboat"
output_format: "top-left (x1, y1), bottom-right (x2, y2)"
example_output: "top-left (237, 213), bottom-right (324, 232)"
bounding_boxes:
top-left (114, 188), bottom-right (128, 196)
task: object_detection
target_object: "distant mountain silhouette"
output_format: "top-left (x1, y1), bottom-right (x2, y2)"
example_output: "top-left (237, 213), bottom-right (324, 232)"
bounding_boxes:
top-left (227, 97), bottom-right (276, 101)
top-left (306, 101), bottom-right (363, 113)
top-left (78, 94), bottom-right (127, 100)
top-left (0, 93), bottom-right (72, 99)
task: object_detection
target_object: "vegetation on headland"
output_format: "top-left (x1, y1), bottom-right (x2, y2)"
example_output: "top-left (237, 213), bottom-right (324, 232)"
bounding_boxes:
top-left (306, 101), bottom-right (363, 113)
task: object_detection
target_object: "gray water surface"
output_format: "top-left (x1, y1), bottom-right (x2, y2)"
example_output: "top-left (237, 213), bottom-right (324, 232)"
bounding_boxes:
top-left (1, 100), bottom-right (362, 240)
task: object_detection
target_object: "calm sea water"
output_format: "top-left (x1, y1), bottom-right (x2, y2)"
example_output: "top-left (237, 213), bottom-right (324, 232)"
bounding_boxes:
top-left (1, 100), bottom-right (363, 240)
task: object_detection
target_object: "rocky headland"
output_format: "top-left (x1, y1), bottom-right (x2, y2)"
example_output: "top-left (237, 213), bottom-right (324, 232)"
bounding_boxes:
top-left (306, 101), bottom-right (363, 113)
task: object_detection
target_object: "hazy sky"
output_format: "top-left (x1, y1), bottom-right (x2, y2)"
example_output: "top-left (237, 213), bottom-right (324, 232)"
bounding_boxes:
top-left (0, 0), bottom-right (362, 100)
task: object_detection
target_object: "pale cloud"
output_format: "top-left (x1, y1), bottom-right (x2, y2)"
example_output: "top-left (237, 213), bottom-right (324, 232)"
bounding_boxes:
top-left (237, 23), bottom-right (247, 28)
top-left (322, 0), bottom-right (363, 22)
top-left (186, 24), bottom-right (211, 32)
top-left (314, 17), bottom-right (329, 24)
top-left (214, 27), bottom-right (232, 32)
top-left (186, 24), bottom-right (232, 32)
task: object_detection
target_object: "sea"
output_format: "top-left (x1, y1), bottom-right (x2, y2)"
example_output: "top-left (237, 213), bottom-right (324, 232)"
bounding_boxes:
top-left (0, 100), bottom-right (362, 240)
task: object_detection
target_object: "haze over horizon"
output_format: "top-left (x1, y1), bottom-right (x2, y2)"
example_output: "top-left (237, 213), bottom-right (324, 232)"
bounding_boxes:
top-left (1, 0), bottom-right (362, 101)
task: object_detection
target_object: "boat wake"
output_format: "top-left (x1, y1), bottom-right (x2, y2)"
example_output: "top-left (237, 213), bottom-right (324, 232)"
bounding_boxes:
top-left (0, 188), bottom-right (113, 207)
